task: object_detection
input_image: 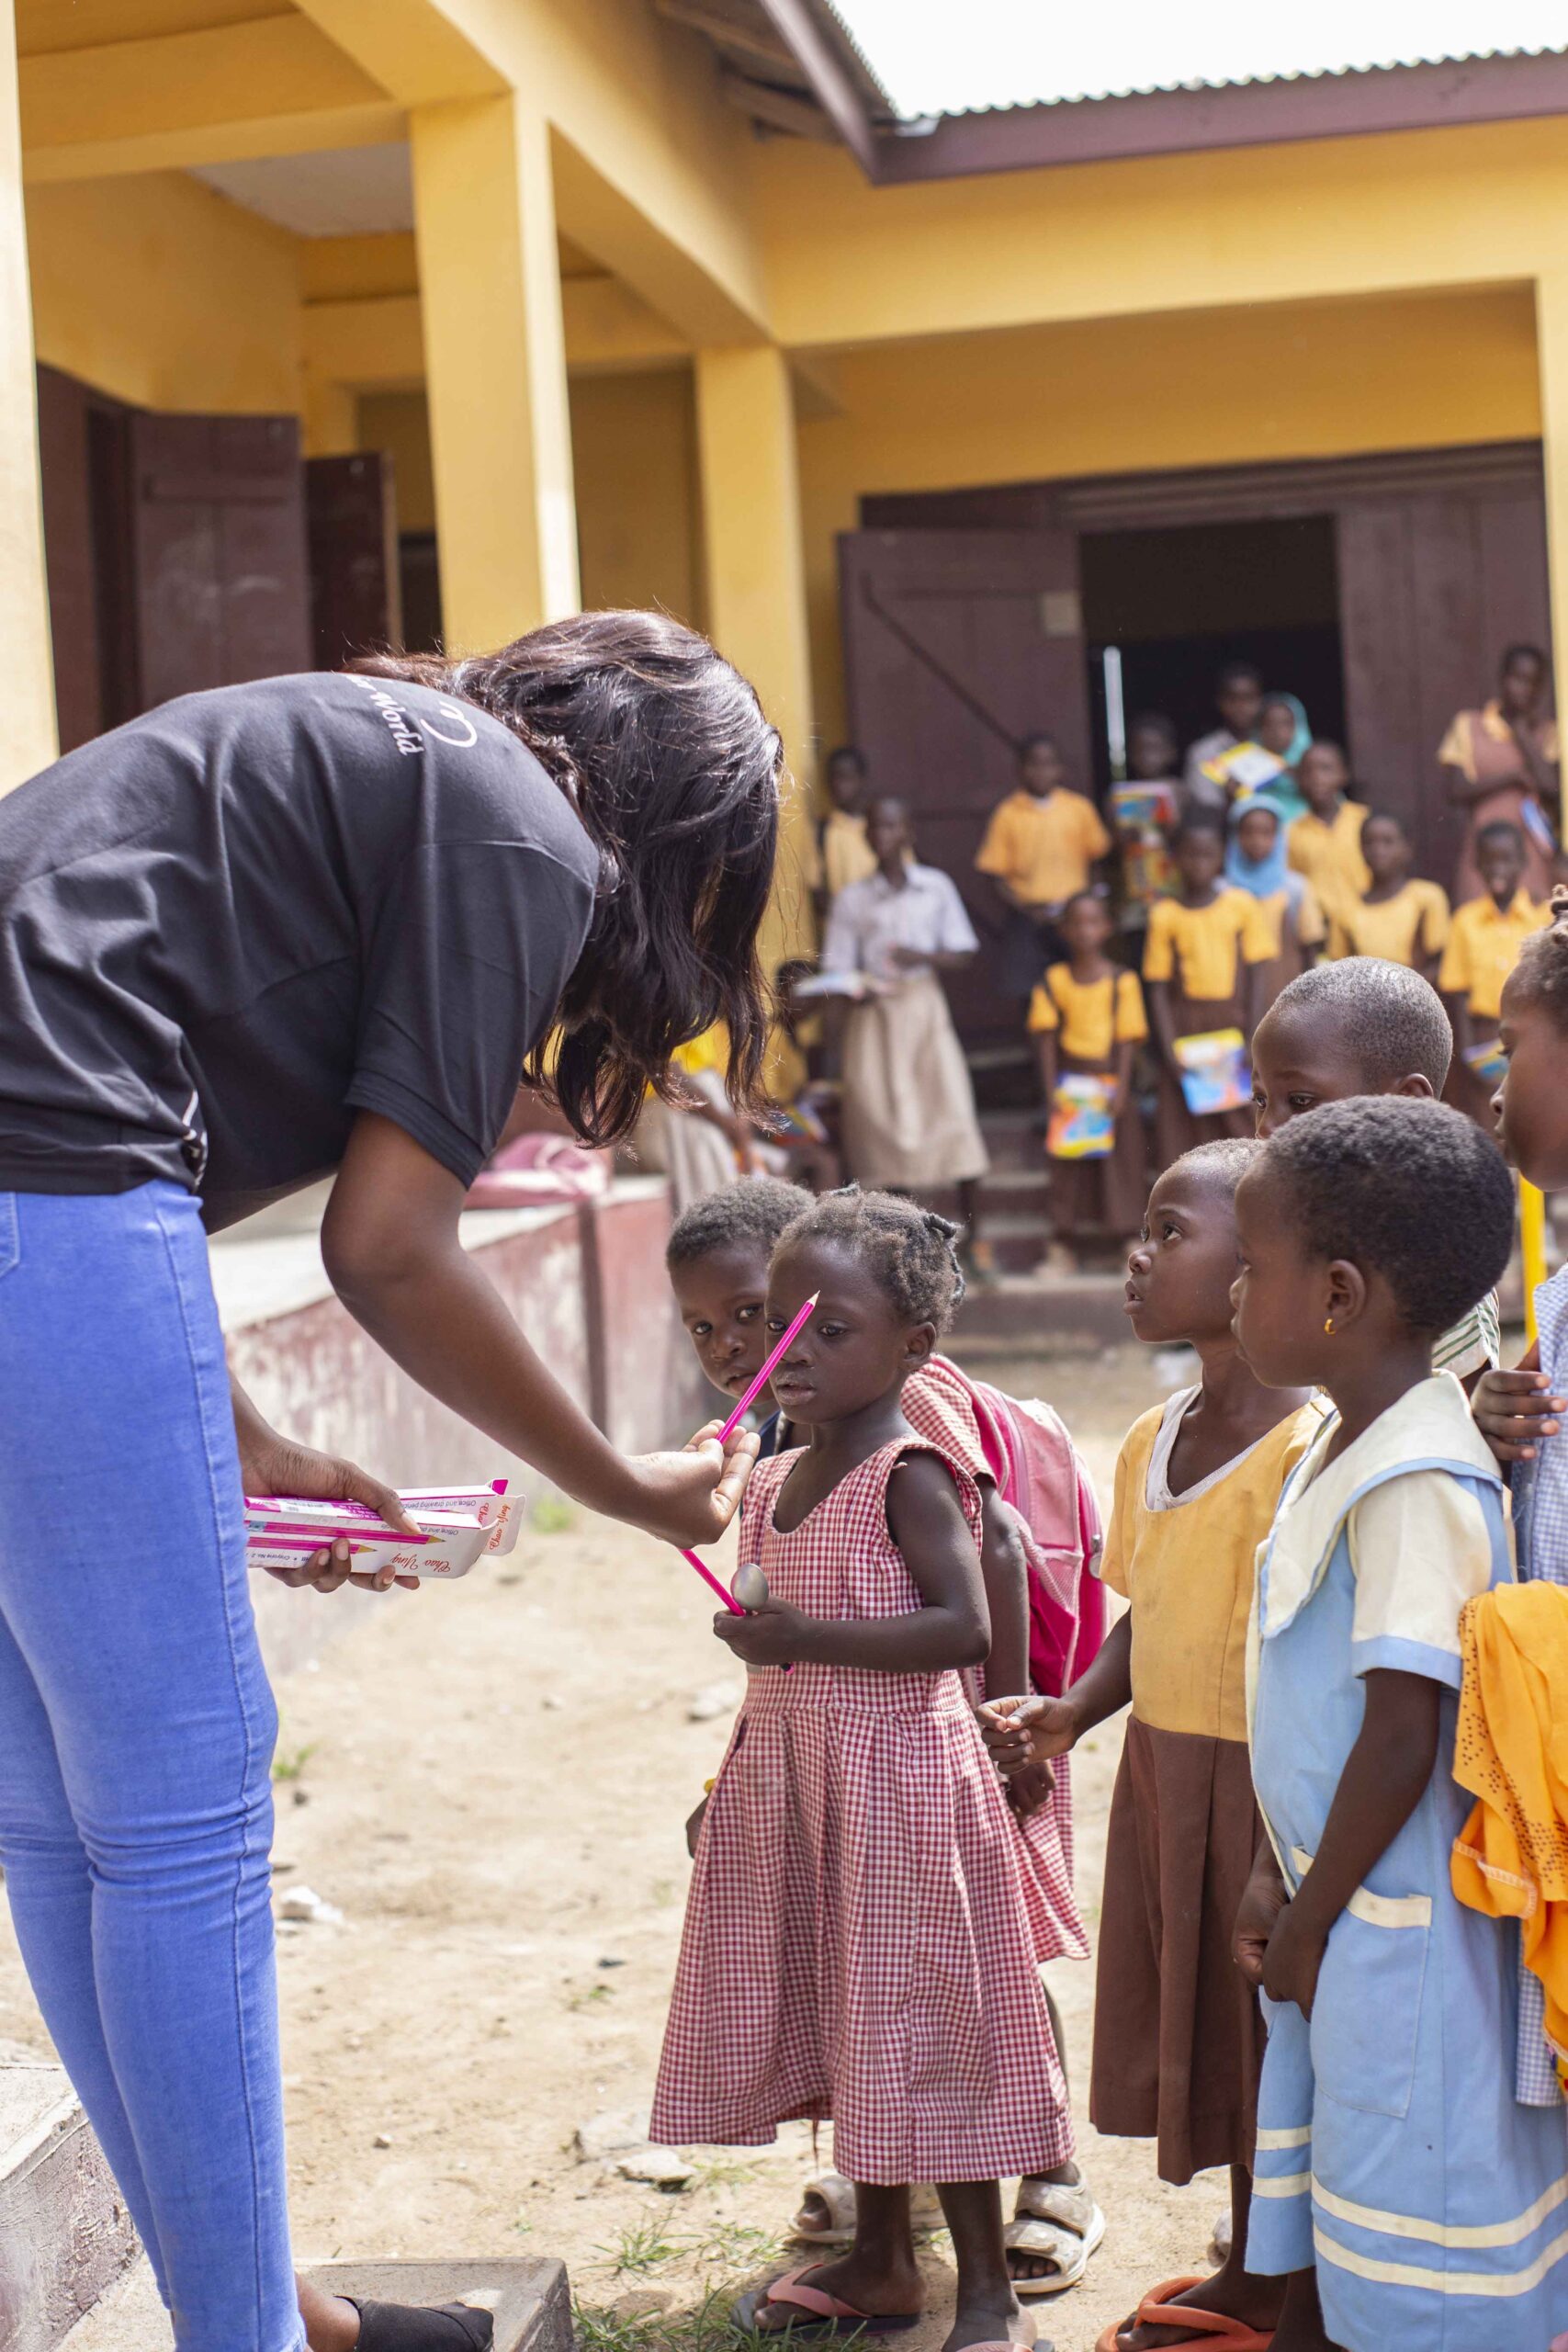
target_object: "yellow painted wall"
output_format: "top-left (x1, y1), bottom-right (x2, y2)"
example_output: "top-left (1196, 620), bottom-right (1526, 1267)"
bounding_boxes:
top-left (358, 389), bottom-right (437, 535)
top-left (758, 116), bottom-right (1568, 350)
top-left (797, 285), bottom-right (1542, 749)
top-left (25, 168), bottom-right (301, 413)
top-left (357, 371), bottom-right (705, 624)
top-left (569, 366), bottom-right (702, 624)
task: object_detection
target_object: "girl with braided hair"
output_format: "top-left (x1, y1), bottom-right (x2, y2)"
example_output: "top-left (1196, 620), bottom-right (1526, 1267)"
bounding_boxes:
top-left (651, 1189), bottom-right (1077, 2352)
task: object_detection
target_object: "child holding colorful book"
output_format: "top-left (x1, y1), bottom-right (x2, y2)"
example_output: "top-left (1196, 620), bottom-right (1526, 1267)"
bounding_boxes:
top-left (1029, 890), bottom-right (1148, 1261)
top-left (1144, 816), bottom-right (1273, 1163)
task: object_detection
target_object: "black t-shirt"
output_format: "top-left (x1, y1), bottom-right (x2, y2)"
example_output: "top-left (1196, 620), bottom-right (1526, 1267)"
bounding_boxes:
top-left (0, 672), bottom-right (598, 1227)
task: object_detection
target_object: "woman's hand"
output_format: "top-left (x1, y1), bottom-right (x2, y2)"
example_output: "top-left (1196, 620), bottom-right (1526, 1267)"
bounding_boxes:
top-left (236, 1423), bottom-right (423, 1595)
top-left (712, 1594), bottom-right (808, 1667)
top-left (1234, 1852), bottom-right (1289, 1988)
top-left (978, 1692), bottom-right (1081, 1776)
top-left (1472, 1367), bottom-right (1564, 1464)
top-left (624, 1420), bottom-right (760, 1548)
top-left (1259, 1897), bottom-right (1326, 2018)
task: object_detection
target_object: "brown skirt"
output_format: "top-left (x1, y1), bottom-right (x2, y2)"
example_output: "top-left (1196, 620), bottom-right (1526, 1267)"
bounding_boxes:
top-left (1047, 1051), bottom-right (1149, 1240)
top-left (1153, 987), bottom-right (1253, 1171)
top-left (1089, 1718), bottom-right (1264, 2186)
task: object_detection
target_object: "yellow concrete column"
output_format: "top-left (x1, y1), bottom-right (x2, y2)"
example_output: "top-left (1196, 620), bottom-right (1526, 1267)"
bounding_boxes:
top-left (411, 94), bottom-right (579, 650)
top-left (0, 0), bottom-right (57, 790)
top-left (694, 345), bottom-right (815, 965)
top-left (1538, 271), bottom-right (1568, 839)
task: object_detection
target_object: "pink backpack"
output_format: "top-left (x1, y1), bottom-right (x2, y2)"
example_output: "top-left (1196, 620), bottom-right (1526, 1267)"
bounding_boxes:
top-left (956, 1369), bottom-right (1106, 1699)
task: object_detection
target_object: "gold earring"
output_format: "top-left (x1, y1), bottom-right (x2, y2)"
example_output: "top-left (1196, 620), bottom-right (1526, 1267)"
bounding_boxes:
top-left (1324, 1317), bottom-right (1336, 1336)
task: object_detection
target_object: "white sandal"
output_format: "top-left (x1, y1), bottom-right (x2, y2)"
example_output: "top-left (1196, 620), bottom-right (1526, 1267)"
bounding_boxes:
top-left (791, 2172), bottom-right (946, 2245)
top-left (1003, 2176), bottom-right (1106, 2298)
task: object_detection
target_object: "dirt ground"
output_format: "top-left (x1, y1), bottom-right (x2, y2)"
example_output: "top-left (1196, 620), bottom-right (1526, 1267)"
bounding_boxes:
top-left (8, 1337), bottom-right (1234, 2352)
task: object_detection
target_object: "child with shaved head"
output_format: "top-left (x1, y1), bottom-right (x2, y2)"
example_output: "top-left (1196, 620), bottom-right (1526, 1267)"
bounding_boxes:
top-left (1249, 958), bottom-right (1501, 1384)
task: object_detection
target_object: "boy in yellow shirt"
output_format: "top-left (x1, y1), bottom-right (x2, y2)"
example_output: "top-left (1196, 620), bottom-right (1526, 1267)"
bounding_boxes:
top-left (976, 733), bottom-right (1111, 1006)
top-left (1326, 809), bottom-right (1449, 979)
top-left (1439, 818), bottom-right (1548, 1124)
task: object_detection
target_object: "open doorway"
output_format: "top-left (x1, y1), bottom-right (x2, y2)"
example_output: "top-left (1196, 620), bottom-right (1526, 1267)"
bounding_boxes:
top-left (1079, 514), bottom-right (1345, 788)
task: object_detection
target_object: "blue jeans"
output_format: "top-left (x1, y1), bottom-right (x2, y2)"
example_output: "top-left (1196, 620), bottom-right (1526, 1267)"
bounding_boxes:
top-left (0, 1184), bottom-right (302, 2352)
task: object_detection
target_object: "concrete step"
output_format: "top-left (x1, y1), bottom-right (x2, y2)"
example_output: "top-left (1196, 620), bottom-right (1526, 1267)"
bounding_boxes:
top-left (0, 2050), bottom-right (136, 2352)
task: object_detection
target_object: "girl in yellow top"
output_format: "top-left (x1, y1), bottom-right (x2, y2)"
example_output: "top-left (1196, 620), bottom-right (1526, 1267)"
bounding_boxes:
top-left (982, 1138), bottom-right (1325, 2352)
top-left (1326, 808), bottom-right (1450, 980)
top-left (1029, 889), bottom-right (1149, 1261)
top-left (1144, 816), bottom-right (1275, 1165)
top-left (1285, 741), bottom-right (1369, 928)
top-left (1438, 818), bottom-right (1548, 1125)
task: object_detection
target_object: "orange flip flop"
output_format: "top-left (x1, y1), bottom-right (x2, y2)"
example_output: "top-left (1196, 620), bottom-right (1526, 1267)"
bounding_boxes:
top-left (1096, 2275), bottom-right (1275, 2352)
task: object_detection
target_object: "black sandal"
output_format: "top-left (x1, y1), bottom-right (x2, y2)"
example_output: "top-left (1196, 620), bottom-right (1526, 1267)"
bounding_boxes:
top-left (348, 2301), bottom-right (494, 2351)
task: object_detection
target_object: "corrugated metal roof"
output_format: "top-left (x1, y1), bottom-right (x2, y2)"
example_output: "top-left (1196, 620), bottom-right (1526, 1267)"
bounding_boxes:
top-left (922, 42), bottom-right (1568, 120)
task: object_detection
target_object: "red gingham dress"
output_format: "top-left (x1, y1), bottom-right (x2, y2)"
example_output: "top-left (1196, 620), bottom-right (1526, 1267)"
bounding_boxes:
top-left (649, 1438), bottom-right (1077, 2185)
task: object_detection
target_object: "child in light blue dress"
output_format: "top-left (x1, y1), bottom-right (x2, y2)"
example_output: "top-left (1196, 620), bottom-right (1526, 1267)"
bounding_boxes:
top-left (1231, 1094), bottom-right (1568, 2351)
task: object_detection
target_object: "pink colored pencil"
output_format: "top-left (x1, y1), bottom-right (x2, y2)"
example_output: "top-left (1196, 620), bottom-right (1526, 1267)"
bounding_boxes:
top-left (681, 1547), bottom-right (746, 1617)
top-left (716, 1292), bottom-right (819, 1442)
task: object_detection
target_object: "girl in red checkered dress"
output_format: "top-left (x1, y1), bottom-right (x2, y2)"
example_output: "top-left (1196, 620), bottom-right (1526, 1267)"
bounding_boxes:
top-left (650, 1191), bottom-right (1077, 2352)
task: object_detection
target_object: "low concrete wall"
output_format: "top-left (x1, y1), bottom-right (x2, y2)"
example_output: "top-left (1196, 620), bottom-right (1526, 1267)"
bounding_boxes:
top-left (213, 1180), bottom-right (708, 1678)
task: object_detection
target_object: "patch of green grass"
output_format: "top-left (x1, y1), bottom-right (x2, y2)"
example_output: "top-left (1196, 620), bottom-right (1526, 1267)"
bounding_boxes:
top-left (530, 1494), bottom-right (578, 1534)
top-left (688, 2218), bottom-right (784, 2276)
top-left (690, 2154), bottom-right (760, 2191)
top-left (565, 1980), bottom-right (615, 2011)
top-left (595, 2218), bottom-right (682, 2276)
top-left (271, 1743), bottom-right (316, 1783)
top-left (575, 2285), bottom-right (795, 2352)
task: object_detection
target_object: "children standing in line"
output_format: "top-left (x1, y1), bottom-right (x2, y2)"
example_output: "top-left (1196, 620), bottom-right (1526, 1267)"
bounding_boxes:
top-left (976, 733), bottom-right (1111, 1008)
top-left (662, 1180), bottom-right (1103, 2298)
top-left (1230, 1096), bottom-right (1567, 2352)
top-left (1438, 818), bottom-right (1547, 1125)
top-left (652, 1192), bottom-right (1080, 2352)
top-left (984, 1140), bottom-right (1325, 2352)
top-left (1325, 810), bottom-right (1449, 979)
top-left (1285, 742), bottom-right (1367, 929)
top-left (1144, 817), bottom-right (1274, 1162)
top-left (1029, 890), bottom-right (1149, 1261)
top-left (1224, 802), bottom-right (1325, 1015)
top-left (1108, 715), bottom-right (1181, 947)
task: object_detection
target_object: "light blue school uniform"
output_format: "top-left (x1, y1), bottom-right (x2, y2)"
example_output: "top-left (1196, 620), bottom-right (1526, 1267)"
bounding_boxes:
top-left (1247, 1374), bottom-right (1568, 2350)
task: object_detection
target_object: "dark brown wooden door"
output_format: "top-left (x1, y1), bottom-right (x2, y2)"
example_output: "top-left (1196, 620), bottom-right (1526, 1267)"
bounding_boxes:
top-left (306, 451), bottom-right (401, 669)
top-left (838, 526), bottom-right (1091, 1040)
top-left (36, 365), bottom-right (102, 754)
top-left (128, 413), bottom-right (310, 709)
top-left (1338, 478), bottom-right (1551, 881)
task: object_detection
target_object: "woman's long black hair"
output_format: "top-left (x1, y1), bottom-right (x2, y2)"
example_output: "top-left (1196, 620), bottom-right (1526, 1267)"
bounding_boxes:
top-left (356, 612), bottom-right (782, 1147)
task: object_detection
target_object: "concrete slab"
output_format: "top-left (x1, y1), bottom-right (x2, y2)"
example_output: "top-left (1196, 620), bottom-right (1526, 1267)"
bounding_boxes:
top-left (53, 2260), bottom-right (164, 2352)
top-left (306, 2260), bottom-right (571, 2352)
top-left (0, 2051), bottom-right (137, 2352)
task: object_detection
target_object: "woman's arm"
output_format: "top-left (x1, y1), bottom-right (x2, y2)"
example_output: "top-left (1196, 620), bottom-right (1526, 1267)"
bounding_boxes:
top-left (712, 1451), bottom-right (990, 1673)
top-left (1259, 1668), bottom-right (1440, 2018)
top-left (231, 1372), bottom-right (425, 1593)
top-left (318, 1112), bottom-right (755, 1548)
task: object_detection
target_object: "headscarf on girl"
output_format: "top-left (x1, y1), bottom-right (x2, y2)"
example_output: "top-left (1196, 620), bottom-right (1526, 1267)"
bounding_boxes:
top-left (1225, 799), bottom-right (1303, 913)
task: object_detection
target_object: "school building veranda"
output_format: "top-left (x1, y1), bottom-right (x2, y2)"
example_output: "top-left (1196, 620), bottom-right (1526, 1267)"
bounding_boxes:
top-left (6, 6), bottom-right (1568, 954)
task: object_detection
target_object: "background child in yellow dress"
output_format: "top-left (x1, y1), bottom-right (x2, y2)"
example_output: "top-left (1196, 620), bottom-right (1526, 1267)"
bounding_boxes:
top-left (1144, 815), bottom-right (1274, 1163)
top-left (1029, 890), bottom-right (1148, 1262)
top-left (1326, 808), bottom-right (1449, 980)
top-left (1438, 818), bottom-right (1547, 1125)
top-left (976, 732), bottom-right (1111, 1007)
top-left (1285, 741), bottom-right (1368, 928)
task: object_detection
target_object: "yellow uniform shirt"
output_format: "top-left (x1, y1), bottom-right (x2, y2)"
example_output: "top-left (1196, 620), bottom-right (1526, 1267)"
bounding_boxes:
top-left (1142, 888), bottom-right (1275, 1001)
top-left (1103, 1393), bottom-right (1327, 1741)
top-left (1438, 890), bottom-right (1549, 1023)
top-left (1286, 801), bottom-right (1370, 923)
top-left (974, 788), bottom-right (1111, 908)
top-left (1028, 964), bottom-right (1147, 1063)
top-left (1254, 881), bottom-right (1325, 957)
top-left (1327, 880), bottom-right (1450, 967)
